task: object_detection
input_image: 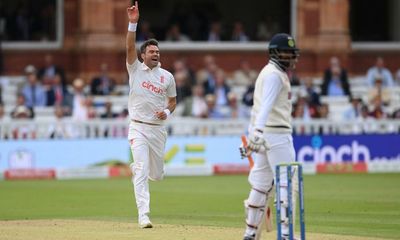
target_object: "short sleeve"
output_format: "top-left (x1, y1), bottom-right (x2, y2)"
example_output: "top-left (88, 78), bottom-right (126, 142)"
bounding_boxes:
top-left (126, 59), bottom-right (140, 76)
top-left (166, 73), bottom-right (177, 97)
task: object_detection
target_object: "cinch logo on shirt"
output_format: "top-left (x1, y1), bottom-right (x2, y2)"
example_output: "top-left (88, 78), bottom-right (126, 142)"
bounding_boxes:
top-left (142, 81), bottom-right (164, 94)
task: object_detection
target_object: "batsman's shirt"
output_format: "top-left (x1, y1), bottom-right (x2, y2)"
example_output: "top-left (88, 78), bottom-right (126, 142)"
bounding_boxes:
top-left (126, 59), bottom-right (177, 125)
top-left (250, 62), bottom-right (292, 133)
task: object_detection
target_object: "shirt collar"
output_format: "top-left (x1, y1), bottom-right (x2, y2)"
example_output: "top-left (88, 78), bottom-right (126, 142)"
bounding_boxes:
top-left (270, 60), bottom-right (285, 72)
top-left (140, 61), bottom-right (161, 71)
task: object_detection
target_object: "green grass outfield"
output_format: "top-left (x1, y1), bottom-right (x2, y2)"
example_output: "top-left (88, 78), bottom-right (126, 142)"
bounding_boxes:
top-left (0, 174), bottom-right (399, 239)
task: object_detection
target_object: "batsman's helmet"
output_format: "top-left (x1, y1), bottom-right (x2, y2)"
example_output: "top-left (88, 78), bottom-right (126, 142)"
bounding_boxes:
top-left (268, 33), bottom-right (300, 70)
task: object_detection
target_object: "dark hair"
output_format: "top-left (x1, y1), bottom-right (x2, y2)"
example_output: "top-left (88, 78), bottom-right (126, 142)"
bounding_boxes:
top-left (140, 39), bottom-right (159, 54)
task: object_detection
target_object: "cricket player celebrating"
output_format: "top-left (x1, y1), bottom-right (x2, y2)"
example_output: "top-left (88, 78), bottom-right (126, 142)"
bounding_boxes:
top-left (126, 1), bottom-right (177, 229)
top-left (243, 33), bottom-right (300, 240)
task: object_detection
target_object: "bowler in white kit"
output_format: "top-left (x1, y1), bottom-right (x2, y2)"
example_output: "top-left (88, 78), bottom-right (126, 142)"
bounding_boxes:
top-left (126, 1), bottom-right (177, 229)
top-left (243, 33), bottom-right (300, 240)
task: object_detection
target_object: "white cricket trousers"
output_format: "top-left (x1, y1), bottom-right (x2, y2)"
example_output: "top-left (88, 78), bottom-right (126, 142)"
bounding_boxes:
top-left (248, 133), bottom-right (296, 236)
top-left (128, 121), bottom-right (167, 217)
top-left (248, 133), bottom-right (295, 193)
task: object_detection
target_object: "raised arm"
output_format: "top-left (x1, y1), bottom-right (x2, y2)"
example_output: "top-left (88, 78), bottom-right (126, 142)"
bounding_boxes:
top-left (126, 1), bottom-right (139, 65)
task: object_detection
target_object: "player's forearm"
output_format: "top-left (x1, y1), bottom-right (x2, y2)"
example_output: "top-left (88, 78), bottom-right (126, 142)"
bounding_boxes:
top-left (126, 30), bottom-right (137, 64)
top-left (166, 98), bottom-right (177, 114)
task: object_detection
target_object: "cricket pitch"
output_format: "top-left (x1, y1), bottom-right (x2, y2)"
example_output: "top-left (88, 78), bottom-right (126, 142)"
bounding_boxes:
top-left (0, 219), bottom-right (387, 240)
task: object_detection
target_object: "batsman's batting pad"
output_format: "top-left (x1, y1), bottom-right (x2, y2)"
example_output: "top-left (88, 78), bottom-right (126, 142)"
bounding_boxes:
top-left (244, 184), bottom-right (275, 238)
top-left (245, 189), bottom-right (266, 230)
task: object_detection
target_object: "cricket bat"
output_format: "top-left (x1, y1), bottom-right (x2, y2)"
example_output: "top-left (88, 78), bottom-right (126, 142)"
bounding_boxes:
top-left (241, 135), bottom-right (254, 168)
top-left (241, 135), bottom-right (273, 232)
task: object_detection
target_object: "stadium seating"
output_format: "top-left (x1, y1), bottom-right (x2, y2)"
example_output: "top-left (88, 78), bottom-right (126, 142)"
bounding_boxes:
top-left (1, 74), bottom-right (400, 140)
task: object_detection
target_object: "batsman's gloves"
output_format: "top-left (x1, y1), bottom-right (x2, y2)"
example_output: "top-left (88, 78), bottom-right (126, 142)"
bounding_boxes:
top-left (248, 129), bottom-right (269, 153)
top-left (239, 143), bottom-right (247, 159)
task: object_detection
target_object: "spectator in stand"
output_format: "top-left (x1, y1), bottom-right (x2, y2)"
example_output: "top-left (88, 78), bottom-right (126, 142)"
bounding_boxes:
top-left (0, 103), bottom-right (9, 120)
top-left (317, 103), bottom-right (330, 119)
top-left (255, 17), bottom-right (279, 41)
top-left (316, 103), bottom-right (334, 134)
top-left (137, 20), bottom-right (155, 41)
top-left (70, 78), bottom-right (89, 122)
top-left (86, 96), bottom-right (97, 119)
top-left (231, 59), bottom-right (258, 87)
top-left (100, 101), bottom-right (118, 137)
top-left (0, 104), bottom-right (9, 139)
top-left (292, 91), bottom-right (318, 121)
top-left (205, 94), bottom-right (225, 118)
top-left (174, 71), bottom-right (192, 104)
top-left (68, 78), bottom-right (90, 138)
top-left (90, 63), bottom-right (115, 96)
top-left (366, 57), bottom-right (394, 87)
top-left (181, 84), bottom-right (208, 118)
top-left (231, 21), bottom-right (249, 42)
top-left (392, 107), bottom-right (400, 119)
top-left (369, 95), bottom-right (387, 119)
top-left (367, 73), bottom-right (391, 106)
top-left (357, 105), bottom-right (377, 134)
top-left (227, 92), bottom-right (249, 118)
top-left (0, 104), bottom-right (4, 118)
top-left (321, 57), bottom-right (351, 97)
top-left (101, 101), bottom-right (118, 119)
top-left (395, 68), bottom-right (400, 86)
top-left (10, 93), bottom-right (34, 119)
top-left (196, 54), bottom-right (219, 85)
top-left (242, 78), bottom-right (255, 107)
top-left (21, 65), bottom-right (47, 108)
top-left (165, 24), bottom-right (190, 41)
top-left (208, 21), bottom-right (222, 41)
top-left (292, 101), bottom-right (305, 120)
top-left (37, 53), bottom-right (66, 86)
top-left (255, 20), bottom-right (269, 41)
top-left (47, 105), bottom-right (73, 139)
top-left (14, 7), bottom-right (30, 40)
top-left (299, 77), bottom-right (320, 106)
top-left (10, 94), bottom-right (35, 139)
top-left (343, 96), bottom-right (363, 120)
top-left (359, 105), bottom-right (371, 120)
top-left (46, 73), bottom-right (70, 107)
top-left (118, 108), bottom-right (129, 119)
top-left (171, 58), bottom-right (196, 85)
top-left (205, 69), bottom-right (230, 107)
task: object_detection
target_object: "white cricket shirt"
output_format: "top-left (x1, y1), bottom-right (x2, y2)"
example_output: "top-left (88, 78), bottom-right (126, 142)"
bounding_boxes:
top-left (126, 59), bottom-right (177, 125)
top-left (251, 61), bottom-right (292, 133)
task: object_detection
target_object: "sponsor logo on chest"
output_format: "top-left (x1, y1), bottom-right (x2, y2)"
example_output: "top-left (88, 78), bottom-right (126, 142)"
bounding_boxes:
top-left (141, 80), bottom-right (164, 94)
top-left (141, 75), bottom-right (165, 95)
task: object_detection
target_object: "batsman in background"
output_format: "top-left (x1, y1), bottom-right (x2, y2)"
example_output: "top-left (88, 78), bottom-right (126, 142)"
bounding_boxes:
top-left (126, 1), bottom-right (177, 229)
top-left (242, 33), bottom-right (300, 240)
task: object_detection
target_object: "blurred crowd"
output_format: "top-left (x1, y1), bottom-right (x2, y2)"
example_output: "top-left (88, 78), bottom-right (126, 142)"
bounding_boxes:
top-left (0, 1), bottom-right (280, 43)
top-left (0, 0), bottom-right (56, 41)
top-left (1, 53), bottom-right (400, 139)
